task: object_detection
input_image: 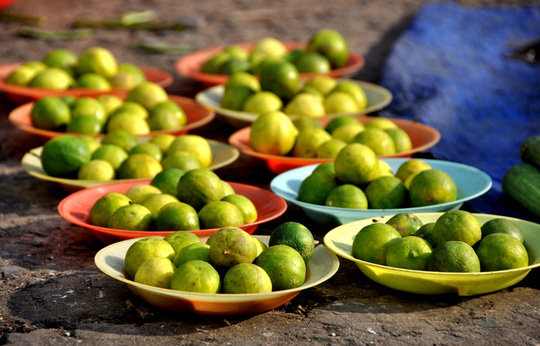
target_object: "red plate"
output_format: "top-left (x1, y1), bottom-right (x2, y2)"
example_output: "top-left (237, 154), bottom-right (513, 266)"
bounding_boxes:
top-left (9, 94), bottom-right (214, 140)
top-left (0, 62), bottom-right (174, 104)
top-left (228, 115), bottom-right (441, 174)
top-left (58, 179), bottom-right (287, 244)
top-left (175, 41), bottom-right (364, 85)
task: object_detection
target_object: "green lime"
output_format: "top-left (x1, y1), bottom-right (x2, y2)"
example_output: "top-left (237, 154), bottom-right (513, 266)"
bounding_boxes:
top-left (476, 233), bottom-right (529, 271)
top-left (364, 176), bottom-right (408, 209)
top-left (307, 29), bottom-right (349, 68)
top-left (161, 151), bottom-right (201, 171)
top-left (177, 169), bottom-right (224, 211)
top-left (201, 52), bottom-right (232, 74)
top-left (148, 100), bottom-right (187, 131)
top-left (269, 222), bottom-right (315, 263)
top-left (42, 48), bottom-right (77, 70)
top-left (255, 244), bottom-right (306, 290)
top-left (224, 71), bottom-right (260, 93)
top-left (414, 222), bottom-right (435, 247)
top-left (428, 241), bottom-right (480, 272)
top-left (129, 142), bottom-right (163, 162)
top-left (89, 192), bottom-right (131, 227)
top-left (352, 223), bottom-right (401, 265)
top-left (221, 84), bottom-right (255, 111)
top-left (331, 80), bottom-right (367, 109)
top-left (432, 210), bottom-right (482, 247)
top-left (394, 159), bottom-right (432, 183)
top-left (385, 236), bottom-right (433, 270)
top-left (75, 73), bottom-right (112, 90)
top-left (5, 65), bottom-right (40, 86)
top-left (66, 116), bottom-right (102, 135)
top-left (259, 60), bottom-right (300, 101)
top-left (316, 138), bottom-right (347, 158)
top-left (166, 135), bottom-right (212, 169)
top-left (164, 230), bottom-right (202, 254)
top-left (284, 93), bottom-right (325, 117)
top-left (325, 116), bottom-right (361, 134)
top-left (109, 71), bottom-right (138, 89)
top-left (173, 243), bottom-right (210, 267)
top-left (331, 122), bottom-right (365, 143)
top-left (70, 97), bottom-right (107, 125)
top-left (149, 134), bottom-right (176, 153)
top-left (292, 115), bottom-right (324, 131)
top-left (91, 144), bottom-right (128, 170)
top-left (155, 202), bottom-right (200, 231)
top-left (106, 112), bottom-right (151, 135)
top-left (170, 260), bottom-right (221, 293)
top-left (142, 193), bottom-right (179, 217)
top-left (78, 135), bottom-right (101, 154)
top-left (481, 218), bottom-right (525, 243)
top-left (108, 204), bottom-right (154, 231)
top-left (198, 201), bottom-right (245, 229)
top-left (150, 168), bottom-right (185, 196)
top-left (323, 91), bottom-right (359, 114)
top-left (298, 171), bottom-right (338, 206)
top-left (325, 184), bottom-right (368, 209)
top-left (292, 127), bottom-right (332, 158)
top-left (242, 91), bottom-right (283, 114)
top-left (101, 130), bottom-right (139, 152)
top-left (312, 162), bottom-right (335, 175)
top-left (294, 51), bottom-right (331, 73)
top-left (208, 226), bottom-right (258, 269)
top-left (334, 143), bottom-right (379, 186)
top-left (386, 212), bottom-right (424, 237)
top-left (219, 57), bottom-right (251, 75)
top-left (118, 63), bottom-right (146, 84)
top-left (385, 128), bottom-right (412, 153)
top-left (409, 169), bottom-right (457, 207)
top-left (223, 263), bottom-right (273, 293)
top-left (31, 96), bottom-right (71, 130)
top-left (41, 135), bottom-right (91, 178)
top-left (303, 75), bottom-right (337, 96)
top-left (249, 111), bottom-right (298, 155)
top-left (352, 128), bottom-right (396, 156)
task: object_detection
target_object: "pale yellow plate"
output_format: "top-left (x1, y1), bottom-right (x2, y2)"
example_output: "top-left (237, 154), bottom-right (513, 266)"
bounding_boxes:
top-left (195, 79), bottom-right (393, 127)
top-left (21, 139), bottom-right (239, 192)
top-left (323, 213), bottom-right (540, 296)
top-left (95, 235), bottom-right (340, 315)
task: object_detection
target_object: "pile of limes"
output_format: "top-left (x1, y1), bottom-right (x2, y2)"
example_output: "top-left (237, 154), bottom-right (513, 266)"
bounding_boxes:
top-left (123, 221), bottom-right (315, 293)
top-left (30, 81), bottom-right (186, 135)
top-left (203, 29), bottom-right (349, 77)
top-left (40, 132), bottom-right (212, 181)
top-left (5, 47), bottom-right (147, 91)
top-left (352, 211), bottom-right (529, 272)
top-left (250, 112), bottom-right (412, 159)
top-left (298, 153), bottom-right (458, 209)
top-left (223, 72), bottom-right (369, 117)
top-left (89, 168), bottom-right (257, 231)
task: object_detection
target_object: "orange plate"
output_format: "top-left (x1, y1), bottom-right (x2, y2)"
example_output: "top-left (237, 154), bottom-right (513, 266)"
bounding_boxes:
top-left (0, 62), bottom-right (174, 104)
top-left (8, 94), bottom-right (215, 140)
top-left (228, 115), bottom-right (441, 174)
top-left (58, 179), bottom-right (287, 244)
top-left (175, 41), bottom-right (365, 85)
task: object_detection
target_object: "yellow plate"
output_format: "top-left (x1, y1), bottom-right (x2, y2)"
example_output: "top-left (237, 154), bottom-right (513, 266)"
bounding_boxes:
top-left (21, 139), bottom-right (239, 192)
top-left (323, 213), bottom-right (540, 296)
top-left (94, 235), bottom-right (340, 315)
top-left (195, 79), bottom-right (393, 128)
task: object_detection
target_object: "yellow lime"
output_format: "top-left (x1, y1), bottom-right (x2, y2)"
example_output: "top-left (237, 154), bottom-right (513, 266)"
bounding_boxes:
top-left (76, 47), bottom-right (118, 78)
top-left (148, 100), bottom-right (187, 131)
top-left (75, 73), bottom-right (112, 90)
top-left (166, 135), bottom-right (212, 168)
top-left (118, 63), bottom-right (146, 85)
top-left (292, 127), bottom-right (333, 158)
top-left (28, 67), bottom-right (74, 90)
top-left (164, 230), bottom-right (202, 254)
top-left (109, 71), bottom-right (138, 89)
top-left (117, 153), bottom-right (162, 179)
top-left (330, 122), bottom-right (365, 143)
top-left (162, 151), bottom-right (200, 171)
top-left (101, 130), bottom-right (139, 152)
top-left (303, 75), bottom-right (338, 96)
top-left (223, 263), bottom-right (273, 293)
top-left (352, 128), bottom-right (396, 155)
top-left (89, 192), bottom-right (131, 227)
top-left (70, 96), bottom-right (107, 125)
top-left (173, 243), bottom-right (210, 267)
top-left (292, 115), bottom-right (324, 131)
top-left (5, 65), bottom-right (40, 86)
top-left (386, 212), bottom-right (424, 237)
top-left (316, 138), bottom-right (347, 158)
top-left (124, 237), bottom-right (175, 279)
top-left (377, 159), bottom-right (394, 177)
top-left (142, 193), bottom-right (179, 217)
top-left (284, 93), bottom-right (325, 117)
top-left (386, 128), bottom-right (412, 153)
top-left (149, 133), bottom-right (176, 153)
top-left (249, 111), bottom-right (298, 155)
top-left (97, 94), bottom-right (123, 115)
top-left (91, 144), bottom-right (128, 170)
top-left (77, 159), bottom-right (115, 180)
top-left (334, 143), bottom-right (379, 185)
top-left (224, 71), bottom-right (260, 93)
top-left (110, 101), bottom-right (149, 119)
top-left (134, 257), bottom-right (175, 288)
top-left (323, 91), bottom-right (359, 114)
top-left (125, 81), bottom-right (169, 111)
top-left (331, 80), bottom-right (367, 109)
top-left (124, 184), bottom-right (163, 205)
top-left (106, 113), bottom-right (151, 135)
top-left (325, 116), bottom-right (361, 134)
top-left (129, 142), bottom-right (163, 162)
top-left (208, 226), bottom-right (258, 269)
top-left (395, 159), bottom-right (432, 183)
top-left (78, 135), bottom-right (101, 154)
top-left (242, 91), bottom-right (283, 114)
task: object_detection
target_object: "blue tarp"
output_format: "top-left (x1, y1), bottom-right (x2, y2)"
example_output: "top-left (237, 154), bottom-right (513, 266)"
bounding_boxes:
top-left (379, 2), bottom-right (540, 222)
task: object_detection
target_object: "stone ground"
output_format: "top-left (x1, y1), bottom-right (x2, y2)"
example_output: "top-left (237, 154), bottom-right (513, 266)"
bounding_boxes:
top-left (0, 0), bottom-right (539, 344)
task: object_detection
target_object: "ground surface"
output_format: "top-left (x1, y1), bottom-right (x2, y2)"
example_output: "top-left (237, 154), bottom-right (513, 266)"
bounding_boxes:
top-left (0, 0), bottom-right (539, 344)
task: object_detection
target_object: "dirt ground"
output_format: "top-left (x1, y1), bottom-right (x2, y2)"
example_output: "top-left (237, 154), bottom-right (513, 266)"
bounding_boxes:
top-left (0, 0), bottom-right (539, 344)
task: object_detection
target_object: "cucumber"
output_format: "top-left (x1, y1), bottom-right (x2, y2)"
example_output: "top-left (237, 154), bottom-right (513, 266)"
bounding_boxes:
top-left (502, 163), bottom-right (540, 218)
top-left (520, 135), bottom-right (540, 168)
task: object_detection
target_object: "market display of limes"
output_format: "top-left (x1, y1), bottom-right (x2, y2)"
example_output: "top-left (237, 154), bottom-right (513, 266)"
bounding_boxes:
top-left (39, 132), bottom-right (213, 181)
top-left (352, 211), bottom-right (530, 273)
top-left (28, 81), bottom-right (186, 135)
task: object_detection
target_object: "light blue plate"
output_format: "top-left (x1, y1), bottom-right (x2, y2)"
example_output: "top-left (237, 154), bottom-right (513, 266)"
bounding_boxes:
top-left (270, 158), bottom-right (493, 225)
